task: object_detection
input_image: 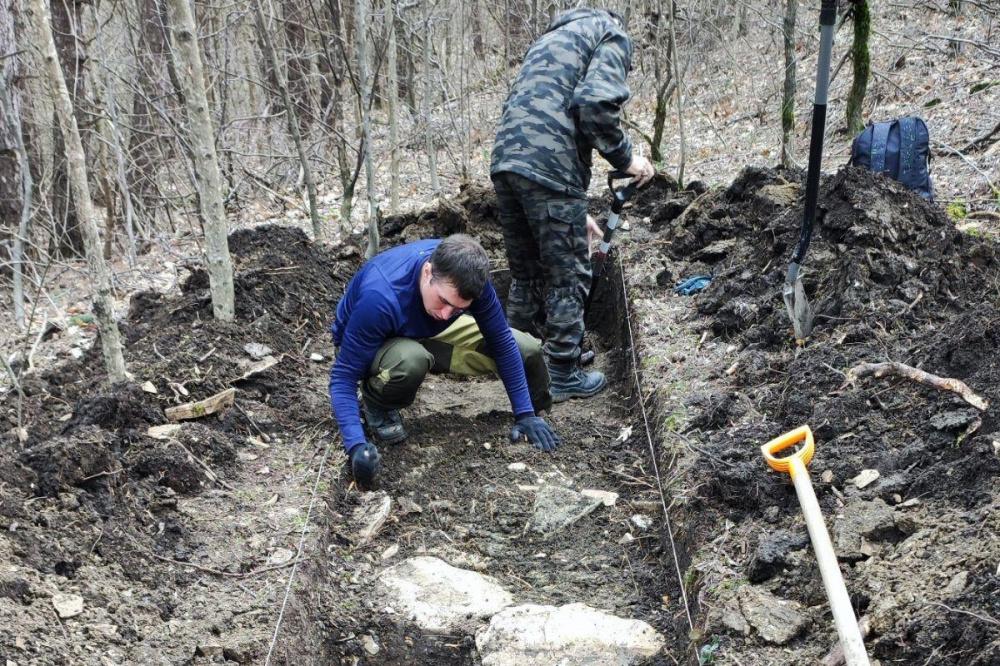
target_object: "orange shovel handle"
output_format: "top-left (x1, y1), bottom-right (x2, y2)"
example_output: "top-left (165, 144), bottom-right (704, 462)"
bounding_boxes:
top-left (760, 425), bottom-right (815, 475)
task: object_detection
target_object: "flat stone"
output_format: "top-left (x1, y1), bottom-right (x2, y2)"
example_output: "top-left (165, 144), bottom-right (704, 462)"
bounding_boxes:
top-left (944, 570), bottom-right (969, 596)
top-left (580, 489), bottom-right (619, 507)
top-left (747, 529), bottom-right (809, 582)
top-left (375, 556), bottom-right (513, 633)
top-left (631, 514), bottom-right (653, 530)
top-left (243, 343), bottom-right (273, 359)
top-left (141, 381), bottom-right (158, 394)
top-left (851, 469), bottom-right (880, 489)
top-left (148, 424), bottom-right (183, 440)
top-left (929, 409), bottom-right (978, 431)
top-left (833, 498), bottom-right (897, 560)
top-left (52, 593), bottom-right (84, 619)
top-left (475, 602), bottom-right (666, 665)
top-left (352, 491), bottom-right (392, 544)
top-left (507, 462), bottom-right (527, 472)
top-left (309, 353), bottom-right (325, 362)
top-left (738, 586), bottom-right (807, 645)
top-left (528, 485), bottom-right (603, 536)
top-left (361, 634), bottom-right (380, 656)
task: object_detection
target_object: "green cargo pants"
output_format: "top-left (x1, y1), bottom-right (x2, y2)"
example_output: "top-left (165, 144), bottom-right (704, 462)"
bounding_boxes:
top-left (361, 315), bottom-right (552, 414)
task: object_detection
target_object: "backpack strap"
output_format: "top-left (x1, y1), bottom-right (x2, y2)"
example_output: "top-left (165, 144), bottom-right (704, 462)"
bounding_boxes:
top-left (897, 116), bottom-right (918, 183)
top-left (870, 122), bottom-right (891, 173)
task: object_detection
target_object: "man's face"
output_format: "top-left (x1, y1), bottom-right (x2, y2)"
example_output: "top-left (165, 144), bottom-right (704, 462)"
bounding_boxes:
top-left (420, 262), bottom-right (472, 321)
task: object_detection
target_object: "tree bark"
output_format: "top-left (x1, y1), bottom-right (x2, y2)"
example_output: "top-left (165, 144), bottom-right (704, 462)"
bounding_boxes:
top-left (781, 0), bottom-right (798, 167)
top-left (845, 0), bottom-right (870, 136)
top-left (668, 0), bottom-right (686, 187)
top-left (356, 0), bottom-right (379, 258)
top-left (0, 0), bottom-right (33, 331)
top-left (421, 0), bottom-right (439, 194)
top-left (251, 0), bottom-right (323, 240)
top-left (165, 0), bottom-right (235, 321)
top-left (27, 0), bottom-right (127, 382)
top-left (386, 0), bottom-right (400, 213)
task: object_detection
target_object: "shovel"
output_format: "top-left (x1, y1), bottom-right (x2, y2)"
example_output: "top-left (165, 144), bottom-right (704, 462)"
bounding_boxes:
top-left (581, 171), bottom-right (639, 365)
top-left (761, 426), bottom-right (870, 666)
top-left (587, 170), bottom-right (638, 310)
top-left (784, 0), bottom-right (837, 344)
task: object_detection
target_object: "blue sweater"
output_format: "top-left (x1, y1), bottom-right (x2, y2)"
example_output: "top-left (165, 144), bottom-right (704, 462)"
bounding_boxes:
top-left (329, 239), bottom-right (534, 450)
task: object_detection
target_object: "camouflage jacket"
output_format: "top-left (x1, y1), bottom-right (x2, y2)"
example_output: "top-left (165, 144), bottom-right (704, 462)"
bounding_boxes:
top-left (491, 8), bottom-right (634, 199)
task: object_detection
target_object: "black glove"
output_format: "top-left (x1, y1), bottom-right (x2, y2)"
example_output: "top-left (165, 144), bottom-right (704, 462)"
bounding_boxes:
top-left (349, 441), bottom-right (381, 488)
top-left (510, 415), bottom-right (561, 452)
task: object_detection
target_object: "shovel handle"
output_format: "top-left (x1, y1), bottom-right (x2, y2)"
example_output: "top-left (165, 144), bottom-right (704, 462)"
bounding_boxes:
top-left (761, 425), bottom-right (815, 476)
top-left (607, 171), bottom-right (639, 211)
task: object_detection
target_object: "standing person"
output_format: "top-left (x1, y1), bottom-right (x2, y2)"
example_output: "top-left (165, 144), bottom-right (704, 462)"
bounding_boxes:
top-left (329, 234), bottom-right (559, 488)
top-left (491, 8), bottom-right (654, 402)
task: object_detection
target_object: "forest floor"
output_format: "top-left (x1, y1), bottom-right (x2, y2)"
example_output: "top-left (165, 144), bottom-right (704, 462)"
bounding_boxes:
top-left (2, 1), bottom-right (999, 665)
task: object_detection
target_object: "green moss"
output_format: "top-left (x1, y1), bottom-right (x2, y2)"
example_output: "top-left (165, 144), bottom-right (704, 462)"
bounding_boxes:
top-left (946, 200), bottom-right (968, 220)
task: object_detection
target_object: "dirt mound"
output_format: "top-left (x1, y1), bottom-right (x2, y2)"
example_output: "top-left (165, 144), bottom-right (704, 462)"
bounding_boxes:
top-left (631, 165), bottom-right (1000, 664)
top-left (661, 166), bottom-right (998, 346)
top-left (381, 183), bottom-right (506, 256)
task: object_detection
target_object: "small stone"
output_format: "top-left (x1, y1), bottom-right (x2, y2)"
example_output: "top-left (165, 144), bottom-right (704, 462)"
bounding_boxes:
top-left (268, 548), bottom-right (295, 566)
top-left (580, 489), bottom-right (618, 507)
top-left (483, 442), bottom-right (492, 450)
top-left (52, 593), bottom-right (84, 619)
top-left (361, 634), bottom-right (380, 656)
top-left (944, 571), bottom-right (969, 596)
top-left (852, 469), bottom-right (880, 489)
top-left (309, 353), bottom-right (325, 362)
top-left (141, 381), bottom-right (158, 394)
top-left (631, 514), bottom-right (653, 530)
top-left (507, 462), bottom-right (527, 472)
top-left (529, 485), bottom-right (604, 536)
top-left (381, 544), bottom-right (399, 560)
top-left (244, 343), bottom-right (273, 359)
top-left (738, 587), bottom-right (807, 645)
top-left (397, 497), bottom-right (423, 515)
top-left (148, 424), bottom-right (182, 440)
top-left (821, 470), bottom-right (834, 483)
top-left (899, 498), bottom-right (920, 508)
top-left (618, 533), bottom-right (635, 545)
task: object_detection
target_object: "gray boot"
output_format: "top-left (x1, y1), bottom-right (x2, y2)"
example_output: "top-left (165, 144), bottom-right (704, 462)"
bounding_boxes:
top-left (548, 362), bottom-right (607, 403)
top-left (361, 398), bottom-right (407, 445)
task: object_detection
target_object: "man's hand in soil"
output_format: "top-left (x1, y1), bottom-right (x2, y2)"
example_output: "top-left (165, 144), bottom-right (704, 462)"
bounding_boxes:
top-left (510, 415), bottom-right (561, 452)
top-left (624, 155), bottom-right (655, 186)
top-left (349, 441), bottom-right (381, 488)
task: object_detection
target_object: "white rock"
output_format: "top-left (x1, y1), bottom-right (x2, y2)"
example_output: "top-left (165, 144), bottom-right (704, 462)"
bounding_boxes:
top-left (381, 544), bottom-right (400, 560)
top-left (375, 556), bottom-right (513, 633)
top-left (309, 353), bottom-right (325, 362)
top-left (361, 634), bottom-right (380, 656)
top-left (507, 462), bottom-right (527, 472)
top-left (528, 485), bottom-right (603, 536)
top-left (141, 381), bottom-right (158, 394)
top-left (852, 469), bottom-right (880, 489)
top-left (352, 491), bottom-right (392, 544)
top-left (52, 593), bottom-right (84, 619)
top-left (148, 424), bottom-right (182, 440)
top-left (268, 548), bottom-right (295, 566)
top-left (581, 489), bottom-right (618, 507)
top-left (631, 514), bottom-right (653, 530)
top-left (476, 603), bottom-right (665, 665)
top-left (243, 342), bottom-right (273, 359)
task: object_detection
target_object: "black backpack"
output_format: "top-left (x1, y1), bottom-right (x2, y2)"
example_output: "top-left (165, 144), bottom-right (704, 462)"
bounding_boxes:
top-left (849, 117), bottom-right (934, 201)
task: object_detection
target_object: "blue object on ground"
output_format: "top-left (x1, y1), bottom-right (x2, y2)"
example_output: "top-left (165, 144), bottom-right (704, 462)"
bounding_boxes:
top-left (674, 275), bottom-right (712, 296)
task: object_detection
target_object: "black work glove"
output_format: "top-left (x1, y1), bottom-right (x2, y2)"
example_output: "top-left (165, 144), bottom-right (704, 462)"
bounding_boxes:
top-left (510, 415), bottom-right (561, 452)
top-left (349, 441), bottom-right (381, 488)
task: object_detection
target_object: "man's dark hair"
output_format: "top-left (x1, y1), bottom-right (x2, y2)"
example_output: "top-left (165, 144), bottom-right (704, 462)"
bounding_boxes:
top-left (430, 234), bottom-right (490, 301)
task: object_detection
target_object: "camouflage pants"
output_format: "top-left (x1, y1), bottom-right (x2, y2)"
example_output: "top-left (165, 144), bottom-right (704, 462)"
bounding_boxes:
top-left (493, 172), bottom-right (590, 363)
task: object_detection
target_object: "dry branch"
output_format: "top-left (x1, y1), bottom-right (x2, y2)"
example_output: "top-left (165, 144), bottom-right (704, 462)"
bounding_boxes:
top-left (846, 361), bottom-right (989, 411)
top-left (165, 387), bottom-right (237, 421)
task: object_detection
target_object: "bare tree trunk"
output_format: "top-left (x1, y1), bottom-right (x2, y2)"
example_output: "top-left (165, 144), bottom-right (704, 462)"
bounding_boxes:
top-left (356, 0), bottom-right (379, 258)
top-left (48, 0), bottom-right (88, 257)
top-left (386, 0), bottom-right (400, 213)
top-left (422, 0), bottom-right (439, 194)
top-left (650, 0), bottom-right (676, 163)
top-left (0, 0), bottom-right (33, 331)
top-left (845, 0), bottom-right (870, 136)
top-left (165, 0), bottom-right (235, 321)
top-left (251, 0), bottom-right (323, 240)
top-left (27, 0), bottom-right (127, 382)
top-left (781, 0), bottom-right (798, 167)
top-left (669, 0), bottom-right (686, 187)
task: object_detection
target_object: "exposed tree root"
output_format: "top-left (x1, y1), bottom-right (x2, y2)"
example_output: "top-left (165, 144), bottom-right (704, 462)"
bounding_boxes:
top-left (845, 361), bottom-right (989, 411)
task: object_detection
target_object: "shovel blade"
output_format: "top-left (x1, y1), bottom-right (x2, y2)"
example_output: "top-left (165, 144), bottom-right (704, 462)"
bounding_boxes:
top-left (783, 277), bottom-right (814, 343)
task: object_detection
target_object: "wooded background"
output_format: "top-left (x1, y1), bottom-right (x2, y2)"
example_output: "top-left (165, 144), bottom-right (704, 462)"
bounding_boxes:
top-left (1, 0), bottom-right (998, 378)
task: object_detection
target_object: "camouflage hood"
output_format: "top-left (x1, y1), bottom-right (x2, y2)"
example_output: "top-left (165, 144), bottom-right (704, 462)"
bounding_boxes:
top-left (491, 8), bottom-right (634, 199)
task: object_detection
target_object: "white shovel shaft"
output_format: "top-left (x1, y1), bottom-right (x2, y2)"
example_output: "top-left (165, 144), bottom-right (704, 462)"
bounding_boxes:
top-left (789, 459), bottom-right (870, 666)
